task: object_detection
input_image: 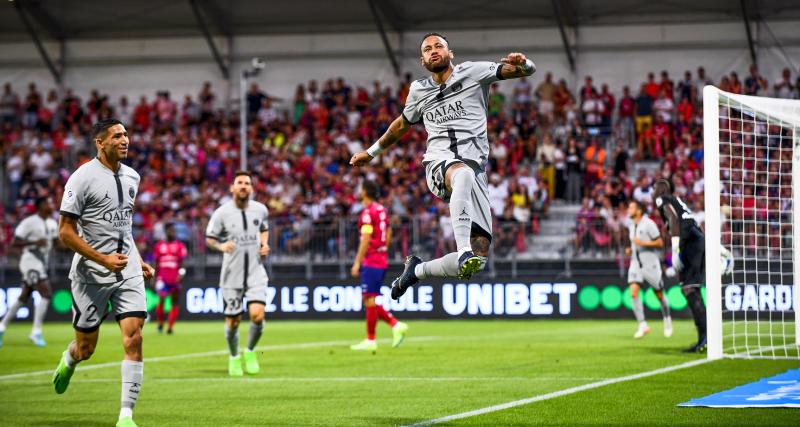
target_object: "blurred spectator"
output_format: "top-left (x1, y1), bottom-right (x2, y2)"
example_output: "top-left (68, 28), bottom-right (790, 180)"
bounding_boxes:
top-left (1, 83), bottom-right (19, 126)
top-left (579, 76), bottom-right (597, 103)
top-left (694, 66), bottom-right (713, 103)
top-left (513, 77), bottom-right (532, 105)
top-left (618, 85), bottom-right (635, 146)
top-left (535, 72), bottom-right (557, 115)
top-left (774, 68), bottom-right (795, 99)
top-left (634, 84), bottom-right (653, 135)
top-left (564, 137), bottom-right (582, 202)
top-left (677, 70), bottom-right (694, 102)
top-left (744, 64), bottom-right (769, 96)
top-left (652, 88), bottom-right (674, 124)
top-left (729, 72), bottom-right (743, 94)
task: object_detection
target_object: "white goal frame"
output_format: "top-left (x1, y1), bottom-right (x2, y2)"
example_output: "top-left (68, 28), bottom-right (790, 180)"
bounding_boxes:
top-left (704, 85), bottom-right (800, 360)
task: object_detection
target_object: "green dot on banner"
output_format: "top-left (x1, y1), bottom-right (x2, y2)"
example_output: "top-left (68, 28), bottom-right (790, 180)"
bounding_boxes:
top-left (668, 286), bottom-right (687, 310)
top-left (600, 286), bottom-right (622, 310)
top-left (701, 287), bottom-right (706, 304)
top-left (578, 286), bottom-right (600, 310)
top-left (52, 290), bottom-right (72, 314)
top-left (644, 288), bottom-right (661, 310)
top-left (622, 286), bottom-right (632, 310)
top-left (145, 289), bottom-right (158, 312)
top-left (164, 295), bottom-right (172, 312)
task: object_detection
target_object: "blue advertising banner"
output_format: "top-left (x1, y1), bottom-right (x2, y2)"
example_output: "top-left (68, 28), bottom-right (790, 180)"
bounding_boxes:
top-left (680, 369), bottom-right (800, 408)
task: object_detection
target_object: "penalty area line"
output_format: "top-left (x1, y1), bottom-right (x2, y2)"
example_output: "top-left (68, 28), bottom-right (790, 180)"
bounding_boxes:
top-left (405, 358), bottom-right (712, 427)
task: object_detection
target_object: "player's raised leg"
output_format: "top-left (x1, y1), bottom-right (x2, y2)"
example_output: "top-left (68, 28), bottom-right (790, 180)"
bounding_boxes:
top-left (391, 163), bottom-right (493, 300)
top-left (243, 301), bottom-right (265, 374)
top-left (53, 328), bottom-right (98, 394)
top-left (447, 164), bottom-right (484, 278)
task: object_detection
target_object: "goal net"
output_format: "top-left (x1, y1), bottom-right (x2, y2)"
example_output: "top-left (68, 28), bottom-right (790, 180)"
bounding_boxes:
top-left (704, 85), bottom-right (800, 360)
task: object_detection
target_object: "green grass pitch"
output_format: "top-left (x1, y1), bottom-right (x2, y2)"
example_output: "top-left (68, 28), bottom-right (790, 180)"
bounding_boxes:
top-left (0, 319), bottom-right (797, 426)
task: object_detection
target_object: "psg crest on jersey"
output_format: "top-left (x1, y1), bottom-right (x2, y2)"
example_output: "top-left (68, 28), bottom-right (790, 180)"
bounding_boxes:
top-left (253, 219), bottom-right (259, 226)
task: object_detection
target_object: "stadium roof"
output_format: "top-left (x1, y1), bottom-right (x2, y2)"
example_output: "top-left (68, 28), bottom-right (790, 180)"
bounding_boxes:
top-left (2, 0), bottom-right (800, 42)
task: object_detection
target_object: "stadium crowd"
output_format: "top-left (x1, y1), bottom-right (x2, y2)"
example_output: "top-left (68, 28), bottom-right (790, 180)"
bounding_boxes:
top-left (1, 65), bottom-right (798, 260)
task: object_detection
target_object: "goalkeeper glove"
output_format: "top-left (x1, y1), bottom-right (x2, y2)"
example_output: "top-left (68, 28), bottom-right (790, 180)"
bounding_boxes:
top-left (671, 237), bottom-right (683, 272)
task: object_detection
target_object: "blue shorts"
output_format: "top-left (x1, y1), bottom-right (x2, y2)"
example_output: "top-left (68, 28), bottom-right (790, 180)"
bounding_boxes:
top-left (360, 267), bottom-right (386, 296)
top-left (156, 280), bottom-right (181, 298)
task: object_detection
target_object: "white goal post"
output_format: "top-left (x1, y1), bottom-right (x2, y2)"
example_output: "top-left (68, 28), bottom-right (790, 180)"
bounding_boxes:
top-left (704, 85), bottom-right (800, 360)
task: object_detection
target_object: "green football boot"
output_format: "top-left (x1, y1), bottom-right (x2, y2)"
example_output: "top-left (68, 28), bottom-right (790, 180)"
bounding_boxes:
top-left (392, 322), bottom-right (409, 348)
top-left (228, 355), bottom-right (244, 377)
top-left (52, 351), bottom-right (75, 394)
top-left (243, 350), bottom-right (260, 375)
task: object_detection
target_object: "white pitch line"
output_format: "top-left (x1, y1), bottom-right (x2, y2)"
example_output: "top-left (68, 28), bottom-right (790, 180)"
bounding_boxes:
top-left (405, 358), bottom-right (712, 427)
top-left (0, 336), bottom-right (440, 381)
top-left (1, 376), bottom-right (610, 384)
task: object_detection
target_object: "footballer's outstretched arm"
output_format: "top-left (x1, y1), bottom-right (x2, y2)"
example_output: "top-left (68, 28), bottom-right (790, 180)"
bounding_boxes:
top-left (349, 115), bottom-right (412, 166)
top-left (498, 52), bottom-right (536, 80)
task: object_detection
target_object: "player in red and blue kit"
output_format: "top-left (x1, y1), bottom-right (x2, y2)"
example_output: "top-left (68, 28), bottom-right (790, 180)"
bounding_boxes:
top-left (350, 181), bottom-right (408, 351)
top-left (153, 223), bottom-right (187, 334)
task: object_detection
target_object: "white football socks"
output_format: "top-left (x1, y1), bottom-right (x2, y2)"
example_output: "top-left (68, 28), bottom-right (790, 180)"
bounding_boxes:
top-left (449, 167), bottom-right (475, 255)
top-left (120, 360), bottom-right (143, 420)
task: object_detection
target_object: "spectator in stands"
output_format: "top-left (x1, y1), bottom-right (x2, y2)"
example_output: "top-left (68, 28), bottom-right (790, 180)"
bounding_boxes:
top-left (133, 96), bottom-right (152, 132)
top-left (565, 137), bottom-right (582, 202)
top-left (694, 66), bottom-right (713, 103)
top-left (29, 144), bottom-right (53, 185)
top-left (677, 70), bottom-right (693, 102)
top-left (574, 197), bottom-right (594, 254)
top-left (637, 121), bottom-right (655, 160)
top-left (634, 84), bottom-right (654, 136)
top-left (774, 68), bottom-right (795, 99)
top-left (653, 87), bottom-right (674, 124)
top-left (535, 72), bottom-right (557, 115)
top-left (1, 83), bottom-right (18, 126)
top-left (729, 72), bottom-right (743, 94)
top-left (632, 175), bottom-right (652, 203)
top-left (553, 141), bottom-right (566, 200)
top-left (599, 84), bottom-right (615, 129)
top-left (23, 83), bottom-right (41, 129)
top-left (532, 178), bottom-right (549, 220)
top-left (645, 73), bottom-right (660, 98)
top-left (579, 76), bottom-right (597, 103)
top-left (6, 147), bottom-right (24, 205)
top-left (659, 71), bottom-right (674, 99)
top-left (154, 90), bottom-right (177, 128)
top-left (509, 181), bottom-right (531, 224)
top-left (612, 140), bottom-right (629, 176)
top-left (581, 92), bottom-right (605, 128)
top-left (489, 84), bottom-right (505, 117)
top-left (553, 79), bottom-right (574, 120)
top-left (488, 173), bottom-right (509, 217)
top-left (583, 137), bottom-right (606, 189)
top-left (744, 64), bottom-right (769, 96)
top-left (513, 76), bottom-right (532, 106)
top-left (247, 83), bottom-right (267, 122)
top-left (618, 85), bottom-right (635, 146)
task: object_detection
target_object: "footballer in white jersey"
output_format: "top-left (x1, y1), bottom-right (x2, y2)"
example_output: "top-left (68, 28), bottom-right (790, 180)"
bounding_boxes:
top-left (351, 32), bottom-right (536, 300)
top-left (0, 197), bottom-right (58, 348)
